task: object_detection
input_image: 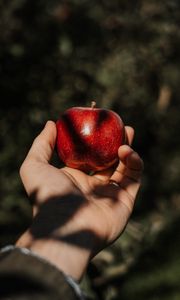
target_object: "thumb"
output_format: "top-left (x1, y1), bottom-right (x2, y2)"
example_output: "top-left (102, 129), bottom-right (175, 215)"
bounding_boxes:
top-left (26, 120), bottom-right (57, 163)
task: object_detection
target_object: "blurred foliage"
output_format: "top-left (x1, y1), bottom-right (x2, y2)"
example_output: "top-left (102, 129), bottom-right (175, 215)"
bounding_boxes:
top-left (0, 0), bottom-right (180, 299)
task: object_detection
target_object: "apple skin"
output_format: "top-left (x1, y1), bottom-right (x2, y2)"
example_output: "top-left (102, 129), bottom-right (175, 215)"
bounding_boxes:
top-left (56, 104), bottom-right (125, 173)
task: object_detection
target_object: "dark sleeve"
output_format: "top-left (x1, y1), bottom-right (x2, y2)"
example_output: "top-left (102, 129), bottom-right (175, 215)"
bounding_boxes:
top-left (0, 246), bottom-right (85, 300)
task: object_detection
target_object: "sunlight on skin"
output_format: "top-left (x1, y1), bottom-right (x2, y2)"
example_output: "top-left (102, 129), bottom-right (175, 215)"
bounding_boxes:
top-left (16, 121), bottom-right (143, 281)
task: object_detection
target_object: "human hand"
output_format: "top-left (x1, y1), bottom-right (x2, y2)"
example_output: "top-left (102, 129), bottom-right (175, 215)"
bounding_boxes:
top-left (16, 121), bottom-right (143, 280)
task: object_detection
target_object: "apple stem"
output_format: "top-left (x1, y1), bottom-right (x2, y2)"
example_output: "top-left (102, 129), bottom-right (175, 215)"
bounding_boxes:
top-left (91, 101), bottom-right (96, 109)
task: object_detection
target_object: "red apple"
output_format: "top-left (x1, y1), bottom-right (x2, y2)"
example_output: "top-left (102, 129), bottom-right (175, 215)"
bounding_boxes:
top-left (56, 102), bottom-right (125, 173)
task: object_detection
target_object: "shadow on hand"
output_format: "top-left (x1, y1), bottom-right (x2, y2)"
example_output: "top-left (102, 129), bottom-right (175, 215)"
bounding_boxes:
top-left (29, 191), bottom-right (106, 252)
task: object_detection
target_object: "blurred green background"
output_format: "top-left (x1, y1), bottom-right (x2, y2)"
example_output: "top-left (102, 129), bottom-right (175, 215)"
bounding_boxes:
top-left (0, 1), bottom-right (180, 299)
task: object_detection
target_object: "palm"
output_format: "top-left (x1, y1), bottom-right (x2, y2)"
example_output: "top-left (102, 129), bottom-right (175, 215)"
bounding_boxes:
top-left (20, 121), bottom-right (143, 254)
top-left (60, 165), bottom-right (134, 245)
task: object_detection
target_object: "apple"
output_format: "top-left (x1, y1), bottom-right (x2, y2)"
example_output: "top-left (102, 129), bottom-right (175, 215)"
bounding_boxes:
top-left (56, 101), bottom-right (125, 173)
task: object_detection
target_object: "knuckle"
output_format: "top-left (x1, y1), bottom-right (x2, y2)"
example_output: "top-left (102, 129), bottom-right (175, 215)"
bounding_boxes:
top-left (19, 162), bottom-right (25, 178)
top-left (19, 159), bottom-right (29, 178)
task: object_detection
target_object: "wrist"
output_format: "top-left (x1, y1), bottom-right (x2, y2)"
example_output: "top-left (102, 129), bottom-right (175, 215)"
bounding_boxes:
top-left (16, 230), bottom-right (92, 281)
